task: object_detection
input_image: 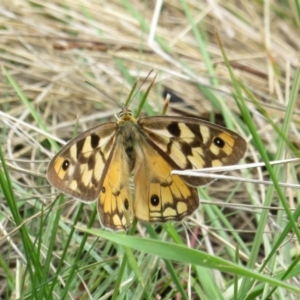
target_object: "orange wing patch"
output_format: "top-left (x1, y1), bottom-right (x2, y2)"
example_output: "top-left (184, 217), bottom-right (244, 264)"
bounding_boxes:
top-left (133, 143), bottom-right (199, 223)
top-left (98, 145), bottom-right (134, 231)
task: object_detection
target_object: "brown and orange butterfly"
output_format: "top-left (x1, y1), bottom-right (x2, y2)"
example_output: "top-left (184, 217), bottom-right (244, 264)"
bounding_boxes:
top-left (47, 83), bottom-right (246, 231)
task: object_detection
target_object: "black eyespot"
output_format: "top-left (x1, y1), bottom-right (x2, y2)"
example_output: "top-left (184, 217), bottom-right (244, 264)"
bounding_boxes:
top-left (213, 137), bottom-right (225, 148)
top-left (102, 187), bottom-right (106, 193)
top-left (124, 198), bottom-right (129, 210)
top-left (150, 194), bottom-right (160, 206)
top-left (62, 160), bottom-right (70, 171)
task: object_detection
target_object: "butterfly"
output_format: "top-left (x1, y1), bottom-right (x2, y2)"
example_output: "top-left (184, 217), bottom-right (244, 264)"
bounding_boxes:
top-left (47, 84), bottom-right (246, 231)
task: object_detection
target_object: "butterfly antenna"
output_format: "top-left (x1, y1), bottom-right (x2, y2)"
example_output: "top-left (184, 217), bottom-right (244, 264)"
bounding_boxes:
top-left (85, 81), bottom-right (122, 109)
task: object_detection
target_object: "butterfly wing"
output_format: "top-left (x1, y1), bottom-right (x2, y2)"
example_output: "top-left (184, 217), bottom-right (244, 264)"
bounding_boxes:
top-left (47, 123), bottom-right (117, 201)
top-left (133, 140), bottom-right (199, 223)
top-left (138, 116), bottom-right (246, 186)
top-left (97, 139), bottom-right (134, 231)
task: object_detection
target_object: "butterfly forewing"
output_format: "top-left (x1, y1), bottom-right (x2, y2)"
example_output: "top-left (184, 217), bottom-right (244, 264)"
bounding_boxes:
top-left (138, 116), bottom-right (246, 186)
top-left (47, 123), bottom-right (117, 201)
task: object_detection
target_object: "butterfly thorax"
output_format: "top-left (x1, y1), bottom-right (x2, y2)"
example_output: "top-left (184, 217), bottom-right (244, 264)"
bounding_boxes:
top-left (116, 109), bottom-right (144, 172)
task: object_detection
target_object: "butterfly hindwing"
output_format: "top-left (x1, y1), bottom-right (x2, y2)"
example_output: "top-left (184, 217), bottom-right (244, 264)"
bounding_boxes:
top-left (98, 138), bottom-right (134, 231)
top-left (134, 140), bottom-right (199, 223)
top-left (138, 116), bottom-right (246, 186)
top-left (47, 123), bottom-right (117, 201)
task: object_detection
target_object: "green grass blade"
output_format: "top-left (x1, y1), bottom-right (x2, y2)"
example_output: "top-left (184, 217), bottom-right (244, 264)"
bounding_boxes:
top-left (78, 229), bottom-right (300, 294)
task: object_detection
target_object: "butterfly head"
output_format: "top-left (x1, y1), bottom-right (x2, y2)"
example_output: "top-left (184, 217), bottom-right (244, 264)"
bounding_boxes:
top-left (117, 107), bottom-right (137, 123)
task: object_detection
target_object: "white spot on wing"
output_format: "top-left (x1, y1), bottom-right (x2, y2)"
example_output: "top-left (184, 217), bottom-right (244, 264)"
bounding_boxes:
top-left (82, 136), bottom-right (92, 157)
top-left (200, 125), bottom-right (210, 144)
top-left (70, 144), bottom-right (77, 161)
top-left (94, 152), bottom-right (104, 181)
top-left (70, 180), bottom-right (78, 191)
top-left (212, 159), bottom-right (222, 167)
top-left (178, 123), bottom-right (194, 138)
top-left (67, 165), bottom-right (75, 177)
top-left (80, 164), bottom-right (94, 186)
top-left (210, 144), bottom-right (220, 156)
